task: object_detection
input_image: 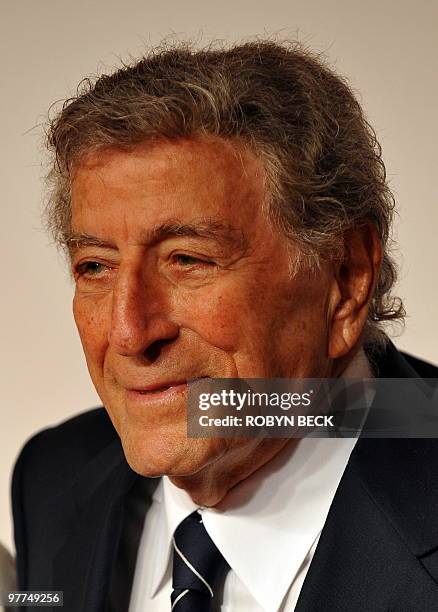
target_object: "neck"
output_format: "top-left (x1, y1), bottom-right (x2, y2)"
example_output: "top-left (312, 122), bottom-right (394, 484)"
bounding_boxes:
top-left (169, 438), bottom-right (297, 507)
top-left (331, 343), bottom-right (364, 378)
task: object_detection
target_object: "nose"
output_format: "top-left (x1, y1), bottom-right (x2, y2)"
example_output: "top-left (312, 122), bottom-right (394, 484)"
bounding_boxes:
top-left (108, 264), bottom-right (180, 357)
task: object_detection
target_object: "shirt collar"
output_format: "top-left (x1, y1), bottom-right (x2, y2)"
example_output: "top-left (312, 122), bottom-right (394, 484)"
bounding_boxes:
top-left (149, 348), bottom-right (372, 611)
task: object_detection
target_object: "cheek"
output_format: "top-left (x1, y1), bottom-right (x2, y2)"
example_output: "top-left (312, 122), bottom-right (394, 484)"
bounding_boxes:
top-left (73, 294), bottom-right (109, 368)
top-left (263, 280), bottom-right (331, 376)
top-left (174, 284), bottom-right (258, 352)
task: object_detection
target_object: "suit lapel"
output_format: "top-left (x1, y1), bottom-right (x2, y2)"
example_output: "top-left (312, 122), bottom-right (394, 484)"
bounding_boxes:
top-left (352, 438), bottom-right (438, 564)
top-left (108, 473), bottom-right (159, 611)
top-left (52, 439), bottom-right (138, 612)
top-left (295, 437), bottom-right (438, 611)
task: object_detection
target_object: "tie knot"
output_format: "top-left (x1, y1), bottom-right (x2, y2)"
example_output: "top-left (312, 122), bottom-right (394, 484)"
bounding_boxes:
top-left (171, 511), bottom-right (230, 610)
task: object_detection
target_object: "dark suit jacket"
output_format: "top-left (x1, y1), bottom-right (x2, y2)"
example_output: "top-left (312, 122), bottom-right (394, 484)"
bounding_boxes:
top-left (11, 342), bottom-right (438, 611)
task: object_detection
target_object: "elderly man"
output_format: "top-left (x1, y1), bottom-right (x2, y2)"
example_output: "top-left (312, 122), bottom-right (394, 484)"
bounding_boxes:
top-left (11, 40), bottom-right (438, 611)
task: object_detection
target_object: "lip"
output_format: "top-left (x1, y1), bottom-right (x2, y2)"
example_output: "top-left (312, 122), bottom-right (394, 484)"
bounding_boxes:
top-left (130, 380), bottom-right (188, 393)
top-left (126, 381), bottom-right (189, 403)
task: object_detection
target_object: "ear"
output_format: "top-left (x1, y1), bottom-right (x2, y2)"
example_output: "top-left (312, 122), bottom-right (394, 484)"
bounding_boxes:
top-left (328, 222), bottom-right (382, 359)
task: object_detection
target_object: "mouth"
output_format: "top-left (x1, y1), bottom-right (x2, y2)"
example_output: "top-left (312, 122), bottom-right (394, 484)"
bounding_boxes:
top-left (125, 380), bottom-right (190, 403)
top-left (134, 381), bottom-right (187, 394)
top-left (124, 375), bottom-right (211, 405)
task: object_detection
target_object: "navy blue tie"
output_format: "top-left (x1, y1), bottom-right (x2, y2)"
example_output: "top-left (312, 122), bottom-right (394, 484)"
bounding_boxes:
top-left (170, 510), bottom-right (230, 611)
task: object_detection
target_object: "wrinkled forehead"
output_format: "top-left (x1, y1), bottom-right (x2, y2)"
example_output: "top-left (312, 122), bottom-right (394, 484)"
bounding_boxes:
top-left (71, 136), bottom-right (266, 198)
top-left (69, 137), bottom-right (271, 243)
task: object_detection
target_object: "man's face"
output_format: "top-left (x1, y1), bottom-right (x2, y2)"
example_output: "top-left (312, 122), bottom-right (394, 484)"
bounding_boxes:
top-left (70, 137), bottom-right (335, 478)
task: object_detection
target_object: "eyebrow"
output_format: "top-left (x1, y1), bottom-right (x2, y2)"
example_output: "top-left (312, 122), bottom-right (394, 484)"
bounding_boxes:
top-left (65, 219), bottom-right (247, 254)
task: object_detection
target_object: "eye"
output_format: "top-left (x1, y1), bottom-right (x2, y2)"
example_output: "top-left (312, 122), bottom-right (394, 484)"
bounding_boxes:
top-left (74, 261), bottom-right (109, 278)
top-left (171, 254), bottom-right (215, 267)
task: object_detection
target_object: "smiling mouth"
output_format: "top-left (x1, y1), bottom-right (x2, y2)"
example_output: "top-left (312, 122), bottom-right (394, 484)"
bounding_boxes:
top-left (136, 383), bottom-right (185, 395)
top-left (125, 376), bottom-right (211, 402)
top-left (126, 381), bottom-right (189, 402)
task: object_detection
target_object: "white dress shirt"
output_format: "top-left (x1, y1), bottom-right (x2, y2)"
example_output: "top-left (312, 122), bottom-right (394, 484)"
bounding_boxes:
top-left (129, 349), bottom-right (373, 612)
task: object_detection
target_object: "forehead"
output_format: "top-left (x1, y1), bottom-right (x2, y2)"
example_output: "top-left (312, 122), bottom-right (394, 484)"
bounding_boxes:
top-left (70, 137), bottom-right (268, 238)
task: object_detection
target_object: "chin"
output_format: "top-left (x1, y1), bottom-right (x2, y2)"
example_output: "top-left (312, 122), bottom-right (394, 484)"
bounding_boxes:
top-left (120, 428), bottom-right (225, 479)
